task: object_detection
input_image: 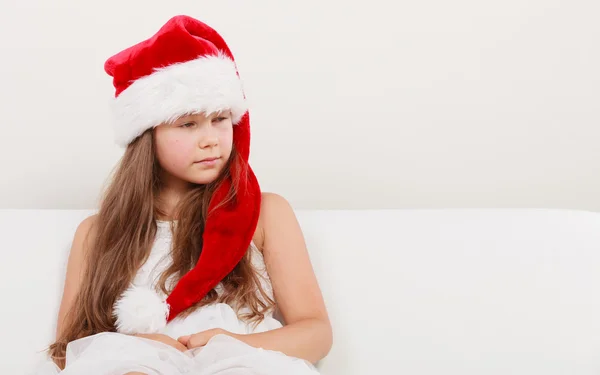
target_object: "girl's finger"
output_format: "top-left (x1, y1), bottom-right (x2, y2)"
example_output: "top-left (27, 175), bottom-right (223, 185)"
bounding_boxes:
top-left (177, 335), bottom-right (190, 345)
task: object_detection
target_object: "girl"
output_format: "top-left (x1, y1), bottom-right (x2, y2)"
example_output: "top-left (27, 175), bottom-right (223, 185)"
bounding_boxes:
top-left (37, 14), bottom-right (332, 374)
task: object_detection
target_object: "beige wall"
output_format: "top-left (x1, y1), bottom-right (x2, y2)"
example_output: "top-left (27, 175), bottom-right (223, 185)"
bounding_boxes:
top-left (0, 0), bottom-right (598, 210)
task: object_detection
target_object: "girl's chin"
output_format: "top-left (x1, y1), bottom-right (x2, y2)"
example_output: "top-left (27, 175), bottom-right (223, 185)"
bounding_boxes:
top-left (186, 172), bottom-right (221, 185)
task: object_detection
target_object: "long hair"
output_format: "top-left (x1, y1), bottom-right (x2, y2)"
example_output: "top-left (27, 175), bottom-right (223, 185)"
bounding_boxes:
top-left (47, 129), bottom-right (274, 369)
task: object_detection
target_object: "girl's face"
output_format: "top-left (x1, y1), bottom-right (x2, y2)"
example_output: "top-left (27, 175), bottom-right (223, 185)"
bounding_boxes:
top-left (154, 111), bottom-right (234, 187)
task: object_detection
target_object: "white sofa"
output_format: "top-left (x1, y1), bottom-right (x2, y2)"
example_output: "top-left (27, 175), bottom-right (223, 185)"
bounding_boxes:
top-left (2, 208), bottom-right (600, 374)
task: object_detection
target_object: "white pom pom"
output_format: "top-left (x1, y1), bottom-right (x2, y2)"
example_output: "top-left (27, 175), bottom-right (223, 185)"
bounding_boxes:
top-left (113, 284), bottom-right (169, 334)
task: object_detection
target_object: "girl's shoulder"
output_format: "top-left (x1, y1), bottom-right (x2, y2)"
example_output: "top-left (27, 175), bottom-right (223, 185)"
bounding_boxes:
top-left (68, 214), bottom-right (99, 264)
top-left (252, 192), bottom-right (297, 253)
top-left (75, 214), bottom-right (99, 249)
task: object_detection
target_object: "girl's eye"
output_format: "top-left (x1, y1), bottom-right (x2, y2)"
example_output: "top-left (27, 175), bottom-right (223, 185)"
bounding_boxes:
top-left (213, 116), bottom-right (228, 123)
top-left (180, 122), bottom-right (195, 128)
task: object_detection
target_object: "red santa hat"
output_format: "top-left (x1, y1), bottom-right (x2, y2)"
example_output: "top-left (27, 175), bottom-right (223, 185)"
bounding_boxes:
top-left (104, 15), bottom-right (261, 333)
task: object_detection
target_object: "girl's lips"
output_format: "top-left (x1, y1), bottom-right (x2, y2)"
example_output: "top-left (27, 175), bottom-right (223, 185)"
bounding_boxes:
top-left (194, 157), bottom-right (220, 166)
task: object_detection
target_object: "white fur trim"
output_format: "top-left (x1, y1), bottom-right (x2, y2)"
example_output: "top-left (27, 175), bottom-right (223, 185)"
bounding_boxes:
top-left (113, 285), bottom-right (169, 334)
top-left (111, 53), bottom-right (248, 147)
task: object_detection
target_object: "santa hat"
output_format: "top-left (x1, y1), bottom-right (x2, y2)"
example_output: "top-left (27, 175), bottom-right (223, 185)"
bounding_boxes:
top-left (104, 15), bottom-right (261, 333)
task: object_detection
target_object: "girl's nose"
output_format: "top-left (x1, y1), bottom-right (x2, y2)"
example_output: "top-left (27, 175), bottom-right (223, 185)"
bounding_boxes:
top-left (198, 127), bottom-right (218, 149)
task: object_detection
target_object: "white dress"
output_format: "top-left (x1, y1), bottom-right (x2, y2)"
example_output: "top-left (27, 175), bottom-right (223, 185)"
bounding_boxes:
top-left (33, 221), bottom-right (319, 375)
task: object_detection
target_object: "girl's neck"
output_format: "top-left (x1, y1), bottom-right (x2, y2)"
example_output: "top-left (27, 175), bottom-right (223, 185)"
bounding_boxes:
top-left (157, 189), bottom-right (183, 220)
top-left (157, 175), bottom-right (194, 220)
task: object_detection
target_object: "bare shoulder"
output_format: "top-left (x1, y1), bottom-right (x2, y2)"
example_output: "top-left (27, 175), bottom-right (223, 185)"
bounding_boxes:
top-left (253, 192), bottom-right (296, 251)
top-left (77, 214), bottom-right (98, 233)
top-left (260, 192), bottom-right (294, 214)
top-left (73, 214), bottom-right (98, 249)
top-left (68, 213), bottom-right (99, 276)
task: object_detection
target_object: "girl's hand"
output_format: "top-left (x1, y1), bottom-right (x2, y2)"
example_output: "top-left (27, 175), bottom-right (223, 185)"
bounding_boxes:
top-left (134, 333), bottom-right (188, 352)
top-left (177, 328), bottom-right (230, 349)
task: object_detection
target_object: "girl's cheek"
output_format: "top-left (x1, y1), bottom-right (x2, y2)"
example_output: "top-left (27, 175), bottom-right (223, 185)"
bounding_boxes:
top-left (173, 140), bottom-right (197, 161)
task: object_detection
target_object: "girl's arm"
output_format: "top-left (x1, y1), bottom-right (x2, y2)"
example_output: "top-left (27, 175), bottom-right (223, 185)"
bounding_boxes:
top-left (180, 193), bottom-right (333, 363)
top-left (55, 215), bottom-right (96, 338)
top-left (234, 193), bottom-right (332, 363)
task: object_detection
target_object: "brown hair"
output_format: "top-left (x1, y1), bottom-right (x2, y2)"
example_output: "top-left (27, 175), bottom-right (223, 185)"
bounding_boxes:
top-left (47, 129), bottom-right (274, 369)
